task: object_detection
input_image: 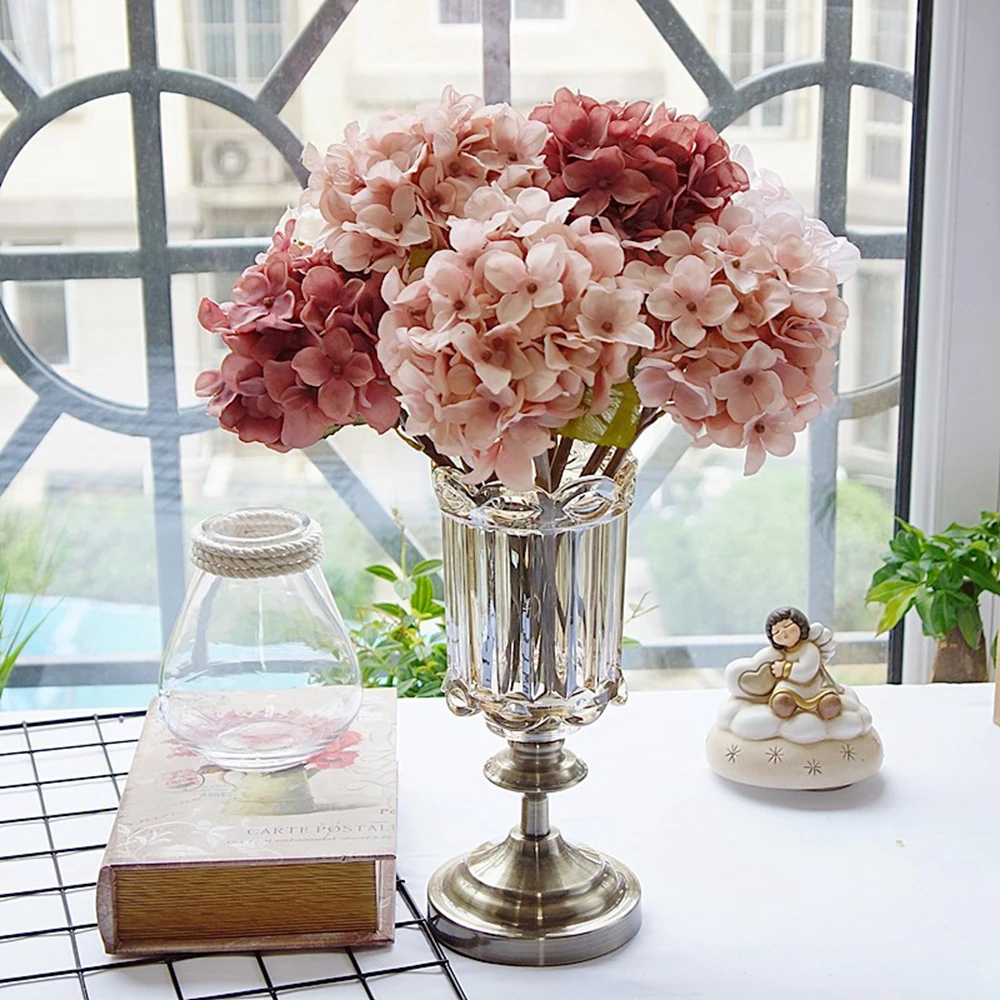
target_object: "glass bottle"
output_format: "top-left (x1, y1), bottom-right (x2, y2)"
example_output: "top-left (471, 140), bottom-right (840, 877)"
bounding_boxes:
top-left (159, 508), bottom-right (361, 771)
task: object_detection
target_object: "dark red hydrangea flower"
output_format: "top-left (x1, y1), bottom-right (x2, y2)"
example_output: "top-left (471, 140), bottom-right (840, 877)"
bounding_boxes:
top-left (530, 88), bottom-right (749, 240)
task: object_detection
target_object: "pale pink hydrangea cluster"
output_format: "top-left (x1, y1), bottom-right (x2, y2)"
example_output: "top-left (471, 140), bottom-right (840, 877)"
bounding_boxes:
top-left (301, 85), bottom-right (549, 274)
top-left (198, 90), bottom-right (859, 488)
top-left (630, 151), bottom-right (858, 473)
top-left (376, 186), bottom-right (651, 490)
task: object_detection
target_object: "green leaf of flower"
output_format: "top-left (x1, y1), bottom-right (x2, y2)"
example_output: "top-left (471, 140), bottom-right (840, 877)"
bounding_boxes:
top-left (560, 381), bottom-right (642, 449)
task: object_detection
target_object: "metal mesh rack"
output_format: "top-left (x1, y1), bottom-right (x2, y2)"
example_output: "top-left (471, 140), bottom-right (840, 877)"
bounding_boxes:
top-left (0, 710), bottom-right (469, 999)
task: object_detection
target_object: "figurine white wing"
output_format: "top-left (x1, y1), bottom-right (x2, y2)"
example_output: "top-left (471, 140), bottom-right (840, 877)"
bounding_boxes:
top-left (808, 621), bottom-right (836, 666)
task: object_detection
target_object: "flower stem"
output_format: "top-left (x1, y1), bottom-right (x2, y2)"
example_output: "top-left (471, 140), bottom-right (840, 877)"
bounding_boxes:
top-left (534, 450), bottom-right (553, 492)
top-left (414, 434), bottom-right (458, 470)
top-left (581, 445), bottom-right (610, 477)
top-left (604, 447), bottom-right (630, 480)
top-left (549, 435), bottom-right (575, 491)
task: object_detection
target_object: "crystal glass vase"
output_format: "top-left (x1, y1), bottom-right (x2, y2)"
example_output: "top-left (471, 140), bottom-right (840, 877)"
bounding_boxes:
top-left (427, 456), bottom-right (641, 966)
top-left (159, 508), bottom-right (362, 772)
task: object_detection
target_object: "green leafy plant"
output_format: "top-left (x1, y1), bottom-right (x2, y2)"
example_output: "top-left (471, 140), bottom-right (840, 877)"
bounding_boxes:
top-left (0, 580), bottom-right (50, 696)
top-left (352, 528), bottom-right (447, 698)
top-left (865, 511), bottom-right (1000, 649)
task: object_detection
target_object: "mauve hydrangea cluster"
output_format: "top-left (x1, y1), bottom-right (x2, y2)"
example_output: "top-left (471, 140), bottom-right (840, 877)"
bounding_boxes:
top-left (195, 214), bottom-right (399, 451)
top-left (197, 88), bottom-right (859, 488)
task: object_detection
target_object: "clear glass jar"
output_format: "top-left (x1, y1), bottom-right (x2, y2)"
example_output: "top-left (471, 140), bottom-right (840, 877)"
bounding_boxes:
top-left (435, 455), bottom-right (636, 741)
top-left (159, 508), bottom-right (362, 771)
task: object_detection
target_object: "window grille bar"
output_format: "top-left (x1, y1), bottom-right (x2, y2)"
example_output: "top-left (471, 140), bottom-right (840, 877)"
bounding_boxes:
top-left (847, 229), bottom-right (907, 258)
top-left (305, 443), bottom-right (433, 565)
top-left (0, 247), bottom-right (142, 281)
top-left (837, 376), bottom-right (900, 421)
top-left (482, 0), bottom-right (512, 104)
top-left (0, 43), bottom-right (40, 108)
top-left (807, 0), bottom-right (854, 628)
top-left (256, 0), bottom-right (362, 113)
top-left (0, 401), bottom-right (59, 496)
top-left (127, 0), bottom-right (188, 643)
top-left (637, 0), bottom-right (737, 104)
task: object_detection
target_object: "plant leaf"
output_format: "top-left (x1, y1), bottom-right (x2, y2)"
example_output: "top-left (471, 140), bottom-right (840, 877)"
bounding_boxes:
top-left (956, 605), bottom-right (983, 650)
top-left (560, 380), bottom-right (642, 449)
top-left (411, 575), bottom-right (434, 614)
top-left (873, 586), bottom-right (919, 634)
top-left (865, 579), bottom-right (922, 605)
top-left (371, 602), bottom-right (408, 620)
top-left (409, 558), bottom-right (442, 578)
top-left (394, 578), bottom-right (416, 600)
top-left (365, 564), bottom-right (398, 582)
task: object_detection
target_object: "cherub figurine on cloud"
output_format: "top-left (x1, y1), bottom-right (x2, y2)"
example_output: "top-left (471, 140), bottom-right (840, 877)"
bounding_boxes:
top-left (706, 607), bottom-right (883, 790)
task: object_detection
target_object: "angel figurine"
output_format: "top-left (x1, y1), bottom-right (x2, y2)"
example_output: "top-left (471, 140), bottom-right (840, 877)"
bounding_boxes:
top-left (707, 607), bottom-right (883, 790)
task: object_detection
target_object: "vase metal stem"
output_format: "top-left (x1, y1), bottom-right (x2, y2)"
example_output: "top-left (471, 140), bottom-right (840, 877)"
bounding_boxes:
top-left (427, 738), bottom-right (641, 966)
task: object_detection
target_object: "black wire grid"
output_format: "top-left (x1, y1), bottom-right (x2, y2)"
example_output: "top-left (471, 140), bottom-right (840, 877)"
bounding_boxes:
top-left (0, 711), bottom-right (469, 999)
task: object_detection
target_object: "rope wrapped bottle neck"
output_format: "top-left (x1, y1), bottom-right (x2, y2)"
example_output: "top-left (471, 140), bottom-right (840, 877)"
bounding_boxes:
top-left (190, 509), bottom-right (324, 579)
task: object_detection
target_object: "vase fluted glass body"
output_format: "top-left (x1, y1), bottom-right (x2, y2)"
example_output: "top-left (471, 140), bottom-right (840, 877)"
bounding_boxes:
top-left (427, 457), bottom-right (641, 967)
top-left (159, 508), bottom-right (362, 772)
top-left (437, 457), bottom-right (634, 739)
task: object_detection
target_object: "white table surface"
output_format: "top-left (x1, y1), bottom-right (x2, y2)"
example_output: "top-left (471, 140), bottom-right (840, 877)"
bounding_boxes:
top-left (3, 684), bottom-right (999, 999)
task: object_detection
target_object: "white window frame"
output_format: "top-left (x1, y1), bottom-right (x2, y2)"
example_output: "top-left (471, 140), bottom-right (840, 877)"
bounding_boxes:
top-left (189, 0), bottom-right (287, 88)
top-left (907, 0), bottom-right (1000, 681)
top-left (717, 0), bottom-right (795, 135)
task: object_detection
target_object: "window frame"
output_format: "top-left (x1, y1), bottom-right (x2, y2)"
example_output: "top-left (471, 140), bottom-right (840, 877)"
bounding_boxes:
top-left (906, 0), bottom-right (1000, 682)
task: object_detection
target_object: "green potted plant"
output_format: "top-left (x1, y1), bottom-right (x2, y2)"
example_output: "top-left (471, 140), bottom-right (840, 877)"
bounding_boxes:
top-left (865, 511), bottom-right (1000, 682)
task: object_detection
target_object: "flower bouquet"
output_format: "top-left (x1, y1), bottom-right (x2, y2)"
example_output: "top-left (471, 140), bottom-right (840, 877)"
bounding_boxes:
top-left (196, 86), bottom-right (859, 965)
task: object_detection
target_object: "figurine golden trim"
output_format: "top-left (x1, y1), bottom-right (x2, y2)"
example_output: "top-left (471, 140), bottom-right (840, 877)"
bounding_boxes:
top-left (707, 608), bottom-right (883, 790)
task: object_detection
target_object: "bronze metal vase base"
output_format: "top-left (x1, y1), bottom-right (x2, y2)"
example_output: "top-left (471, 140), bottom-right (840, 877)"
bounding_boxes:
top-left (426, 739), bottom-right (641, 966)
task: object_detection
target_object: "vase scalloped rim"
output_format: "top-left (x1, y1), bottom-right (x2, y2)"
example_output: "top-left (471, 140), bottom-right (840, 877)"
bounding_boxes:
top-left (433, 453), bottom-right (637, 530)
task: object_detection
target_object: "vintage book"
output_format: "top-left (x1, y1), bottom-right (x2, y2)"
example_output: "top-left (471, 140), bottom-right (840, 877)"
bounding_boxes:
top-left (97, 689), bottom-right (397, 956)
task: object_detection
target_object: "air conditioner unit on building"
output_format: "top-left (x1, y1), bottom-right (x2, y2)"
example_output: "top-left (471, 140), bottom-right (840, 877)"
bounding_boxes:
top-left (196, 134), bottom-right (290, 187)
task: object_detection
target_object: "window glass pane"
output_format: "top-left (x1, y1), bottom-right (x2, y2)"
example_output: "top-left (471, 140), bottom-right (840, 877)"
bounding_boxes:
top-left (246, 24), bottom-right (282, 81)
top-left (204, 26), bottom-right (236, 79)
top-left (2, 280), bottom-right (69, 365)
top-left (202, 0), bottom-right (235, 25)
top-left (866, 134), bottom-right (903, 181)
top-left (763, 0), bottom-right (785, 68)
top-left (515, 0), bottom-right (565, 19)
top-left (872, 0), bottom-right (908, 66)
top-left (729, 0), bottom-right (753, 83)
top-left (439, 0), bottom-right (481, 24)
top-left (870, 90), bottom-right (904, 123)
top-left (0, 1), bottom-right (925, 706)
top-left (856, 270), bottom-right (899, 450)
top-left (246, 0), bottom-right (281, 24)
top-left (0, 0), bottom-right (54, 88)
